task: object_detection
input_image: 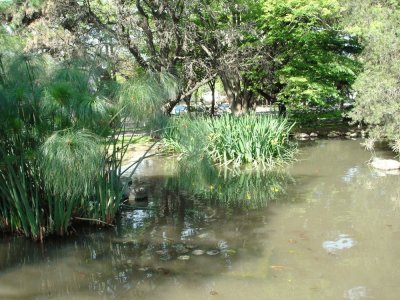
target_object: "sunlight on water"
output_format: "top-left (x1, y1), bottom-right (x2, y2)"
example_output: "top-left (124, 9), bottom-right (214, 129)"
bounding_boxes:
top-left (322, 234), bottom-right (355, 253)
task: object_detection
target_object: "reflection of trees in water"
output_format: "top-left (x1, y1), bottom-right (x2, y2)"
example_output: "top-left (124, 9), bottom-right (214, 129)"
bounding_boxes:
top-left (82, 161), bottom-right (293, 297)
top-left (0, 161), bottom-right (292, 299)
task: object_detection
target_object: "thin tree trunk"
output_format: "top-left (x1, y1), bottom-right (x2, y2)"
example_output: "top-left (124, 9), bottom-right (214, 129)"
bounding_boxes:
top-left (184, 94), bottom-right (191, 116)
top-left (278, 103), bottom-right (286, 116)
top-left (208, 79), bottom-right (216, 116)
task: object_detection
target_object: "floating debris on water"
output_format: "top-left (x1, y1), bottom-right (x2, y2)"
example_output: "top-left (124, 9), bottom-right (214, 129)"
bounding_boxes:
top-left (210, 290), bottom-right (218, 296)
top-left (270, 265), bottom-right (289, 271)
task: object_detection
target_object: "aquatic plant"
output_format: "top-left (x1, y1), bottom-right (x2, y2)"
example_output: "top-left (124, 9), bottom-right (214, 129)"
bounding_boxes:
top-left (208, 114), bottom-right (297, 167)
top-left (162, 114), bottom-right (297, 168)
top-left (0, 54), bottom-right (172, 239)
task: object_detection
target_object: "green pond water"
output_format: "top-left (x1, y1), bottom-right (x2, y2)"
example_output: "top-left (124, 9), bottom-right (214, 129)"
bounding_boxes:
top-left (1, 139), bottom-right (400, 300)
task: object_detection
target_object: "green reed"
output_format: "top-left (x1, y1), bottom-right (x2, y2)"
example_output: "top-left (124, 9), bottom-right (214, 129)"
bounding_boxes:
top-left (162, 114), bottom-right (297, 168)
top-left (0, 54), bottom-right (172, 240)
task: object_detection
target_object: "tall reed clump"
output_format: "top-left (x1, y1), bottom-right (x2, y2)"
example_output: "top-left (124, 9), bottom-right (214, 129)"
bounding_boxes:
top-left (0, 53), bottom-right (173, 240)
top-left (208, 114), bottom-right (297, 167)
top-left (162, 116), bottom-right (211, 156)
top-left (162, 114), bottom-right (297, 168)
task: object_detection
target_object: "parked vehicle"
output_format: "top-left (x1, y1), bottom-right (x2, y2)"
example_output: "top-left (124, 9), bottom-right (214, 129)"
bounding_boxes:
top-left (171, 105), bottom-right (188, 115)
top-left (215, 103), bottom-right (231, 115)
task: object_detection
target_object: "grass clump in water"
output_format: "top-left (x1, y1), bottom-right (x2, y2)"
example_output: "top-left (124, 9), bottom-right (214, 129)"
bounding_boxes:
top-left (162, 114), bottom-right (297, 168)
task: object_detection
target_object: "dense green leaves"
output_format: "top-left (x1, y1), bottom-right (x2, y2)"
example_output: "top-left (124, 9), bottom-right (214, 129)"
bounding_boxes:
top-left (343, 0), bottom-right (400, 152)
top-left (261, 0), bottom-right (361, 108)
top-left (119, 72), bottom-right (178, 121)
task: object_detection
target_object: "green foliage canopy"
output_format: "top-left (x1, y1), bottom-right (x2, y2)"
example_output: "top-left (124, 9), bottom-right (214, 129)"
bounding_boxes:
top-left (261, 0), bottom-right (362, 108)
top-left (343, 0), bottom-right (400, 152)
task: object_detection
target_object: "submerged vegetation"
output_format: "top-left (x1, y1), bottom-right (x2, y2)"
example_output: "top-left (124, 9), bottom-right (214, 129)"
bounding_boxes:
top-left (162, 114), bottom-right (297, 168)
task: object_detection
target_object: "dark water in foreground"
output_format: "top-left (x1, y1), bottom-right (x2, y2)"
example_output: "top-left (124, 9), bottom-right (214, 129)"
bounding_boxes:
top-left (1, 139), bottom-right (400, 300)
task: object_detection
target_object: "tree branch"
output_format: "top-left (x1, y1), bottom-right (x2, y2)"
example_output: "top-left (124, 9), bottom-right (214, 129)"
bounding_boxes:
top-left (181, 73), bottom-right (217, 99)
top-left (136, 0), bottom-right (157, 58)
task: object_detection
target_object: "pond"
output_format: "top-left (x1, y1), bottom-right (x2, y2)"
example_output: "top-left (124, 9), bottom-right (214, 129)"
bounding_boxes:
top-left (1, 139), bottom-right (400, 300)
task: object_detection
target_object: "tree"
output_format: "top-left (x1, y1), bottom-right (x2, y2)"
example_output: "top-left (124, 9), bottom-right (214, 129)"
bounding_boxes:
top-left (2, 0), bottom-right (364, 118)
top-left (343, 0), bottom-right (400, 152)
top-left (193, 0), bottom-right (265, 114)
top-left (2, 0), bottom-right (272, 115)
top-left (260, 0), bottom-right (362, 109)
top-left (2, 0), bottom-right (218, 113)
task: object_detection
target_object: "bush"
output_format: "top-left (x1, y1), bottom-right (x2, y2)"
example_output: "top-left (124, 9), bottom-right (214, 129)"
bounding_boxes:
top-left (288, 109), bottom-right (343, 127)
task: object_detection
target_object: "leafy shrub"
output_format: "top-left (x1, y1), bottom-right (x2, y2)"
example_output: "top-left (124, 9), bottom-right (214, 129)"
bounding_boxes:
top-left (289, 109), bottom-right (343, 127)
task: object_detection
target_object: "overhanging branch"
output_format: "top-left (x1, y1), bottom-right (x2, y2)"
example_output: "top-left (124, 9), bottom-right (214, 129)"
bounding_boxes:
top-left (181, 73), bottom-right (217, 99)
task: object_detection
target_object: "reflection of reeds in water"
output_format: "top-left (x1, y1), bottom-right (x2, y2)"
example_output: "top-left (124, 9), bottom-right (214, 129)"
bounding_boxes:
top-left (167, 159), bottom-right (293, 209)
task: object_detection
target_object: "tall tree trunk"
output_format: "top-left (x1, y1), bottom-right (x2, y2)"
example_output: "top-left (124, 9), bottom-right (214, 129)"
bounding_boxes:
top-left (220, 71), bottom-right (255, 115)
top-left (183, 94), bottom-right (191, 116)
top-left (208, 79), bottom-right (216, 116)
top-left (241, 78), bottom-right (254, 113)
top-left (219, 71), bottom-right (242, 115)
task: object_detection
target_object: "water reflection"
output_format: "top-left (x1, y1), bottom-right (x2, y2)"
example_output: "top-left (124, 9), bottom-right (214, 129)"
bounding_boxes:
top-left (322, 234), bottom-right (355, 253)
top-left (1, 140), bottom-right (400, 300)
top-left (344, 286), bottom-right (369, 300)
top-left (163, 158), bottom-right (293, 209)
top-left (0, 159), bottom-right (291, 298)
top-left (342, 167), bottom-right (360, 183)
